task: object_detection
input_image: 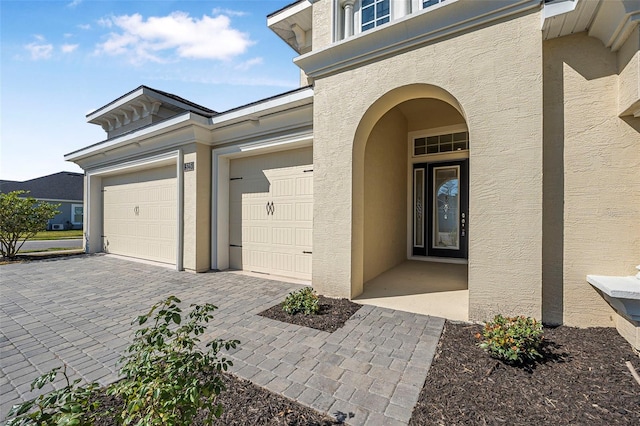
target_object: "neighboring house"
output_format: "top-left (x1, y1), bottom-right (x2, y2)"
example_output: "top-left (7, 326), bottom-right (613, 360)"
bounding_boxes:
top-left (0, 172), bottom-right (84, 230)
top-left (65, 0), bottom-right (639, 348)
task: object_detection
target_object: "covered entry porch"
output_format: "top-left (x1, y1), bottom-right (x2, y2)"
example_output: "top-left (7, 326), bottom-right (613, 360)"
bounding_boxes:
top-left (355, 261), bottom-right (468, 321)
top-left (352, 84), bottom-right (470, 321)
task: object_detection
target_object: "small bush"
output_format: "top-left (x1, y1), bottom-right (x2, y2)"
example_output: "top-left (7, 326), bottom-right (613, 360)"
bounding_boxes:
top-left (6, 364), bottom-right (99, 426)
top-left (476, 314), bottom-right (543, 364)
top-left (108, 295), bottom-right (240, 426)
top-left (282, 287), bottom-right (319, 315)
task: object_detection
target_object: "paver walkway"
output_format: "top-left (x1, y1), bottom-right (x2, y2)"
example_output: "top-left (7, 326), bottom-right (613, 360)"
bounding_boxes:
top-left (0, 255), bottom-right (444, 425)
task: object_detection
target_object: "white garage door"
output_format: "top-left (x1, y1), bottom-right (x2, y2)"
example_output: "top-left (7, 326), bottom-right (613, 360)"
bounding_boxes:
top-left (229, 147), bottom-right (313, 280)
top-left (102, 165), bottom-right (177, 265)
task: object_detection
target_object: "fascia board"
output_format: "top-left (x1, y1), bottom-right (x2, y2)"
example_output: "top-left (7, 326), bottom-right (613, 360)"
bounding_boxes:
top-left (295, 0), bottom-right (541, 78)
top-left (66, 112), bottom-right (208, 162)
top-left (543, 0), bottom-right (578, 21)
top-left (209, 88), bottom-right (313, 128)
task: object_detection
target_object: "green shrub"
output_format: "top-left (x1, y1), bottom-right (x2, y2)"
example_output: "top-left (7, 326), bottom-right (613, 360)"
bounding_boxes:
top-left (476, 314), bottom-right (543, 364)
top-left (108, 295), bottom-right (240, 426)
top-left (282, 287), bottom-right (319, 315)
top-left (6, 364), bottom-right (99, 426)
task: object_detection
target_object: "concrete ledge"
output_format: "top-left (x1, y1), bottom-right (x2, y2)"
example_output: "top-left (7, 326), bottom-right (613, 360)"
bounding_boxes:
top-left (587, 267), bottom-right (640, 350)
top-left (587, 271), bottom-right (640, 322)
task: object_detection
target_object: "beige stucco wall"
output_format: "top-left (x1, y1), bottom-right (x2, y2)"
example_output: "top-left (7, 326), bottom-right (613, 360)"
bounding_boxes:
top-left (182, 143), bottom-right (211, 272)
top-left (618, 25), bottom-right (639, 116)
top-left (312, 10), bottom-right (544, 322)
top-left (544, 33), bottom-right (640, 327)
top-left (363, 107), bottom-right (407, 283)
top-left (312, 0), bottom-right (332, 51)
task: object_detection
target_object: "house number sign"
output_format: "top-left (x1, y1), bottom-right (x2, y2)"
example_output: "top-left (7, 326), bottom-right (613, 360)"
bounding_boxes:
top-left (184, 162), bottom-right (195, 172)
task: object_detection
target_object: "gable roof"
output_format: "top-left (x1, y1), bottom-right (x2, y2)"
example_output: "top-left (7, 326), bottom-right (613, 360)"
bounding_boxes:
top-left (0, 172), bottom-right (83, 201)
top-left (87, 85), bottom-right (217, 120)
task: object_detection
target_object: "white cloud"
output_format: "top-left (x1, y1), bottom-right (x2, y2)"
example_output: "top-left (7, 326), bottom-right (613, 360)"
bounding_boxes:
top-left (64, 33), bottom-right (73, 38)
top-left (61, 44), bottom-right (79, 53)
top-left (235, 57), bottom-right (263, 71)
top-left (211, 8), bottom-right (247, 17)
top-left (77, 23), bottom-right (91, 30)
top-left (95, 12), bottom-right (253, 64)
top-left (96, 17), bottom-right (112, 28)
top-left (25, 38), bottom-right (53, 60)
top-left (67, 0), bottom-right (82, 8)
top-left (33, 34), bottom-right (46, 42)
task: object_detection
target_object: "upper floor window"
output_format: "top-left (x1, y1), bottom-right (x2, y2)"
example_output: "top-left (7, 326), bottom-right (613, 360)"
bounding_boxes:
top-left (335, 0), bottom-right (449, 41)
top-left (361, 0), bottom-right (390, 32)
top-left (423, 0), bottom-right (446, 8)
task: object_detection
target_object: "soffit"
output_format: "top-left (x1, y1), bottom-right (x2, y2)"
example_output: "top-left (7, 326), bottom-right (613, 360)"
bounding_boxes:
top-left (543, 0), bottom-right (640, 51)
top-left (267, 0), bottom-right (313, 53)
top-left (86, 86), bottom-right (216, 133)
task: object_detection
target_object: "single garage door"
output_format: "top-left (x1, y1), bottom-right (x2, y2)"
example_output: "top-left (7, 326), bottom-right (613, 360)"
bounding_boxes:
top-left (229, 147), bottom-right (313, 280)
top-left (102, 165), bottom-right (177, 265)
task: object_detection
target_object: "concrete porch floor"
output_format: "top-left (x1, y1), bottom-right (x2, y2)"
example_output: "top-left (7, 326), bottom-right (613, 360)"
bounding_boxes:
top-left (354, 261), bottom-right (469, 321)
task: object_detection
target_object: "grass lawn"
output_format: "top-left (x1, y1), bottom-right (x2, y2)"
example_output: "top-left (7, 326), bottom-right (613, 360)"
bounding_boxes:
top-left (29, 230), bottom-right (83, 240)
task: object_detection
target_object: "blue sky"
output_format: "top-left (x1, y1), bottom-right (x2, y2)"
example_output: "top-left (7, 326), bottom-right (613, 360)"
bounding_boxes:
top-left (1, 0), bottom-right (300, 181)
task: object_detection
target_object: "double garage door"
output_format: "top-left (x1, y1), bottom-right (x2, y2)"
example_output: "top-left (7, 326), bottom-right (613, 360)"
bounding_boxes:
top-left (229, 147), bottom-right (313, 280)
top-left (102, 165), bottom-right (177, 265)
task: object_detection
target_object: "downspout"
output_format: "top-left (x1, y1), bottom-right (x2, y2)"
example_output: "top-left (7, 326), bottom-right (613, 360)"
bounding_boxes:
top-left (177, 149), bottom-right (184, 271)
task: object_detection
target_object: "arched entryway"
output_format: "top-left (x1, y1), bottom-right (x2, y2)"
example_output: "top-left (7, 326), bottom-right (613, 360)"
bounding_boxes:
top-left (352, 84), bottom-right (470, 320)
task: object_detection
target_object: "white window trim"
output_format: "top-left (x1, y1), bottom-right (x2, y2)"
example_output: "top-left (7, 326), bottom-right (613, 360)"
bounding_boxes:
top-left (71, 204), bottom-right (83, 225)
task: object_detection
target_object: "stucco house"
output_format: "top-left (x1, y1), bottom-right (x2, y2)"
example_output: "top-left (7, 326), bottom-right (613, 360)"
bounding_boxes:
top-left (65, 0), bottom-right (639, 348)
top-left (0, 172), bottom-right (84, 230)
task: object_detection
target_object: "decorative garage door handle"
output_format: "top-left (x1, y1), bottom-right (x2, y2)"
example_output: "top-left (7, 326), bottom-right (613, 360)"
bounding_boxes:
top-left (134, 206), bottom-right (139, 215)
top-left (266, 201), bottom-right (275, 216)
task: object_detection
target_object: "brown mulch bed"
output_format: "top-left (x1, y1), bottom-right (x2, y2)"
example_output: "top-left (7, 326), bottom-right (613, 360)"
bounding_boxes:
top-left (410, 321), bottom-right (640, 425)
top-left (92, 373), bottom-right (340, 425)
top-left (258, 295), bottom-right (362, 333)
top-left (9, 293), bottom-right (640, 425)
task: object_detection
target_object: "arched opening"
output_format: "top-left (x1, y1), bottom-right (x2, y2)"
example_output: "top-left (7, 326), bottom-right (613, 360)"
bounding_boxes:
top-left (352, 85), bottom-right (470, 320)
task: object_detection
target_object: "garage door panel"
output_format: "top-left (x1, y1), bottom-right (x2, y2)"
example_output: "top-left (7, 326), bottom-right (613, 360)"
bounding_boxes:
top-left (295, 203), bottom-right (313, 221)
top-left (272, 203), bottom-right (294, 221)
top-left (295, 228), bottom-right (312, 247)
top-left (102, 165), bottom-right (176, 265)
top-left (229, 147), bottom-right (313, 280)
top-left (296, 176), bottom-right (313, 195)
top-left (272, 227), bottom-right (294, 245)
top-left (244, 226), bottom-right (269, 244)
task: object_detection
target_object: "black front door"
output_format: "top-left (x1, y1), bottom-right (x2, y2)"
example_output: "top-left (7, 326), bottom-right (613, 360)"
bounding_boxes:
top-left (413, 160), bottom-right (468, 259)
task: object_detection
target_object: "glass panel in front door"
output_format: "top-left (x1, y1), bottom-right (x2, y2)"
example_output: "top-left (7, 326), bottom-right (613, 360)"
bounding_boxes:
top-left (413, 168), bottom-right (425, 248)
top-left (432, 166), bottom-right (460, 250)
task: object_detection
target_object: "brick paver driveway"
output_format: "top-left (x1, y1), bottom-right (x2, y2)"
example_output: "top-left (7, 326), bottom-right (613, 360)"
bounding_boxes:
top-left (0, 255), bottom-right (444, 425)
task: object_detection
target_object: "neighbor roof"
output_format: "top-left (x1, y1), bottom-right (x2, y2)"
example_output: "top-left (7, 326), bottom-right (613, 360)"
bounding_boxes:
top-left (0, 172), bottom-right (83, 201)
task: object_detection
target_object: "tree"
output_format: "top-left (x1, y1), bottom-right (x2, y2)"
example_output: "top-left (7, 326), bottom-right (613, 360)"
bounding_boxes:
top-left (0, 191), bottom-right (60, 258)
